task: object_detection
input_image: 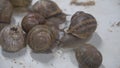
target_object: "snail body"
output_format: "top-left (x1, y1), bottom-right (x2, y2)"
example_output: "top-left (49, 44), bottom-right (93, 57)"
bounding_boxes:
top-left (0, 25), bottom-right (25, 52)
top-left (0, 0), bottom-right (13, 23)
top-left (21, 12), bottom-right (46, 33)
top-left (27, 25), bottom-right (58, 53)
top-left (67, 11), bottom-right (97, 39)
top-left (9, 0), bottom-right (32, 7)
top-left (75, 44), bottom-right (102, 68)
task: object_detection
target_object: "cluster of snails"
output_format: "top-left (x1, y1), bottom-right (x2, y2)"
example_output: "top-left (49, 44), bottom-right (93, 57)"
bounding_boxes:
top-left (0, 0), bottom-right (102, 68)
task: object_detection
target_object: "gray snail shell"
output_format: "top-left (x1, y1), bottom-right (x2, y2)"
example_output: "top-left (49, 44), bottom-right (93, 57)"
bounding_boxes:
top-left (21, 12), bottom-right (46, 33)
top-left (27, 25), bottom-right (58, 53)
top-left (67, 11), bottom-right (97, 39)
top-left (75, 44), bottom-right (102, 68)
top-left (9, 0), bottom-right (32, 7)
top-left (0, 25), bottom-right (25, 52)
top-left (0, 0), bottom-right (13, 23)
top-left (32, 0), bottom-right (62, 18)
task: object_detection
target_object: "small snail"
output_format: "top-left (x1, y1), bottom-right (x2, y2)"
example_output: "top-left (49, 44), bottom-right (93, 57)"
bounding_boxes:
top-left (0, 0), bottom-right (13, 23)
top-left (67, 11), bottom-right (97, 39)
top-left (0, 25), bottom-right (25, 52)
top-left (32, 0), bottom-right (62, 18)
top-left (27, 25), bottom-right (59, 53)
top-left (21, 12), bottom-right (46, 33)
top-left (9, 0), bottom-right (32, 7)
top-left (75, 44), bottom-right (102, 68)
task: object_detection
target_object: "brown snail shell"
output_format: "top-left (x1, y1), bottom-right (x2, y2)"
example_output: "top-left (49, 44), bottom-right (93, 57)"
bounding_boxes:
top-left (21, 12), bottom-right (46, 33)
top-left (9, 0), bottom-right (32, 7)
top-left (0, 0), bottom-right (13, 23)
top-left (75, 44), bottom-right (102, 68)
top-left (32, 0), bottom-right (62, 18)
top-left (0, 25), bottom-right (25, 52)
top-left (67, 11), bottom-right (97, 39)
top-left (27, 25), bottom-right (58, 53)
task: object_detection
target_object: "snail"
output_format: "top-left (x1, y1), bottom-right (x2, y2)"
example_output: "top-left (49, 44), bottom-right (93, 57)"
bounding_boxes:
top-left (67, 11), bottom-right (97, 39)
top-left (27, 25), bottom-right (59, 53)
top-left (32, 0), bottom-right (63, 18)
top-left (0, 0), bottom-right (13, 23)
top-left (21, 12), bottom-right (46, 33)
top-left (75, 44), bottom-right (102, 68)
top-left (9, 0), bottom-right (32, 8)
top-left (0, 25), bottom-right (25, 52)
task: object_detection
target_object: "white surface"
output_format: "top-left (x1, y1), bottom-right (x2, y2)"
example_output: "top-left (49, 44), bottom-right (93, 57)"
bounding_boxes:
top-left (0, 0), bottom-right (120, 68)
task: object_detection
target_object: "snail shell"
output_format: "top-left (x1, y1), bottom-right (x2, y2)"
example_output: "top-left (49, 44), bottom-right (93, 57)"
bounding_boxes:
top-left (27, 25), bottom-right (58, 53)
top-left (9, 0), bottom-right (32, 7)
top-left (0, 0), bottom-right (13, 23)
top-left (67, 11), bottom-right (97, 39)
top-left (75, 44), bottom-right (102, 68)
top-left (0, 25), bottom-right (25, 52)
top-left (32, 0), bottom-right (62, 18)
top-left (21, 12), bottom-right (46, 33)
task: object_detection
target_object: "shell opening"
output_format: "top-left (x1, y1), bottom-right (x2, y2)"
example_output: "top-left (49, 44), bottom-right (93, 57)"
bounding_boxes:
top-left (10, 27), bottom-right (18, 32)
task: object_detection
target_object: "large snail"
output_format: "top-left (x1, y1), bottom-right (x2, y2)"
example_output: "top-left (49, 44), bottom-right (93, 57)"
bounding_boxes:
top-left (0, 0), bottom-right (13, 23)
top-left (67, 11), bottom-right (97, 39)
top-left (21, 12), bottom-right (46, 33)
top-left (27, 25), bottom-right (59, 53)
top-left (0, 25), bottom-right (25, 52)
top-left (9, 0), bottom-right (32, 8)
top-left (75, 44), bottom-right (102, 68)
top-left (32, 0), bottom-right (62, 18)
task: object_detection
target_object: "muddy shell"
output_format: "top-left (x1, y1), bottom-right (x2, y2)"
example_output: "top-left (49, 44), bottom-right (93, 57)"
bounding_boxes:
top-left (21, 12), bottom-right (46, 33)
top-left (67, 11), bottom-right (97, 39)
top-left (32, 0), bottom-right (62, 18)
top-left (27, 25), bottom-right (58, 53)
top-left (75, 44), bottom-right (102, 68)
top-left (9, 0), bottom-right (32, 7)
top-left (0, 0), bottom-right (13, 23)
top-left (0, 25), bottom-right (25, 52)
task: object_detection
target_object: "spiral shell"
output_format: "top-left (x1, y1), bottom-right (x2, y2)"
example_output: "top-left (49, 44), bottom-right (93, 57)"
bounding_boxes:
top-left (0, 25), bottom-right (25, 52)
top-left (32, 0), bottom-right (62, 18)
top-left (27, 25), bottom-right (58, 53)
top-left (9, 0), bottom-right (32, 7)
top-left (67, 11), bottom-right (97, 39)
top-left (75, 44), bottom-right (102, 68)
top-left (21, 12), bottom-right (46, 33)
top-left (0, 0), bottom-right (13, 23)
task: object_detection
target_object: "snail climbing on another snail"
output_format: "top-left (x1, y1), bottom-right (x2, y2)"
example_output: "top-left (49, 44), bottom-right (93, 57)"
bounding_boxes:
top-left (27, 25), bottom-right (59, 53)
top-left (67, 11), bottom-right (97, 39)
top-left (31, 0), bottom-right (67, 26)
top-left (21, 12), bottom-right (46, 33)
top-left (0, 25), bottom-right (25, 52)
top-left (75, 44), bottom-right (102, 68)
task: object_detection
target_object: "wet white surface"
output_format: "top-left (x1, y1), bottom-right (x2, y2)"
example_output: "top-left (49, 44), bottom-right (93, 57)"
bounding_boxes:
top-left (0, 0), bottom-right (120, 68)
